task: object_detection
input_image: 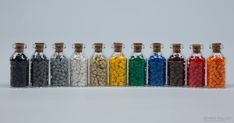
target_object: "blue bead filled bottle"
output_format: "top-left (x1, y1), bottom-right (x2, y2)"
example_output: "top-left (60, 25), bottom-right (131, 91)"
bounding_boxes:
top-left (148, 43), bottom-right (166, 86)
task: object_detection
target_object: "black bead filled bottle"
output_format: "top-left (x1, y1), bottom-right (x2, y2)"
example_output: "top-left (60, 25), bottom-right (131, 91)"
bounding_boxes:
top-left (10, 43), bottom-right (29, 87)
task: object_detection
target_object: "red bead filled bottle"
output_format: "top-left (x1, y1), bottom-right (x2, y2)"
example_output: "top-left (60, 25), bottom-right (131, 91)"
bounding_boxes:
top-left (187, 44), bottom-right (205, 87)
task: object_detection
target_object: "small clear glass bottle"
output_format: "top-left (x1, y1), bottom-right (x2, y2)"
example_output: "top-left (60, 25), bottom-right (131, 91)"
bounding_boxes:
top-left (148, 43), bottom-right (166, 86)
top-left (89, 43), bottom-right (108, 86)
top-left (50, 43), bottom-right (69, 86)
top-left (207, 43), bottom-right (225, 88)
top-left (128, 43), bottom-right (146, 86)
top-left (187, 44), bottom-right (205, 87)
top-left (109, 42), bottom-right (127, 86)
top-left (31, 42), bottom-right (49, 87)
top-left (10, 43), bottom-right (29, 87)
top-left (167, 43), bottom-right (186, 86)
top-left (70, 43), bottom-right (88, 87)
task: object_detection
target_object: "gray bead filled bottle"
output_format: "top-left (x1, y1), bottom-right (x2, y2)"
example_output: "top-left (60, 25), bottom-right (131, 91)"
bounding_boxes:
top-left (30, 42), bottom-right (49, 87)
top-left (50, 43), bottom-right (69, 86)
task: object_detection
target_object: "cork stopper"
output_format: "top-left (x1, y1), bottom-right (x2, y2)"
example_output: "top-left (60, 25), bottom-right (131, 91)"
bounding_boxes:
top-left (152, 43), bottom-right (161, 52)
top-left (35, 43), bottom-right (45, 52)
top-left (192, 44), bottom-right (201, 53)
top-left (133, 43), bottom-right (143, 52)
top-left (113, 42), bottom-right (123, 52)
top-left (94, 43), bottom-right (103, 53)
top-left (54, 43), bottom-right (65, 53)
top-left (212, 43), bottom-right (222, 53)
top-left (74, 43), bottom-right (83, 53)
top-left (172, 43), bottom-right (182, 53)
top-left (15, 43), bottom-right (25, 52)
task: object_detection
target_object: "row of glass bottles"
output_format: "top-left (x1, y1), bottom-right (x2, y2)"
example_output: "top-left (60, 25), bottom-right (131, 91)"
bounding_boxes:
top-left (10, 42), bottom-right (226, 88)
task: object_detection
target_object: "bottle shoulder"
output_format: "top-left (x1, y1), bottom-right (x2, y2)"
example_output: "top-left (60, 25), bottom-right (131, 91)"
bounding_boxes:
top-left (90, 53), bottom-right (107, 60)
top-left (110, 52), bottom-right (126, 60)
top-left (10, 52), bottom-right (28, 61)
top-left (168, 53), bottom-right (185, 61)
top-left (70, 53), bottom-right (87, 60)
top-left (31, 52), bottom-right (48, 61)
top-left (149, 53), bottom-right (166, 61)
top-left (208, 54), bottom-right (225, 62)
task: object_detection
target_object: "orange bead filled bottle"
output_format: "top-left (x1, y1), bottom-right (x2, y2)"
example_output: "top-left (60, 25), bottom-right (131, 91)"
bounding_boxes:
top-left (207, 43), bottom-right (226, 88)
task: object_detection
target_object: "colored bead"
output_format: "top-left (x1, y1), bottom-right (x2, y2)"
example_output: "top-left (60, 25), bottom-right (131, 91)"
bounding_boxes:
top-left (148, 53), bottom-right (166, 86)
top-left (109, 52), bottom-right (127, 86)
top-left (207, 56), bottom-right (225, 88)
top-left (128, 55), bottom-right (146, 86)
top-left (89, 55), bottom-right (108, 86)
top-left (207, 43), bottom-right (226, 88)
top-left (187, 56), bottom-right (205, 87)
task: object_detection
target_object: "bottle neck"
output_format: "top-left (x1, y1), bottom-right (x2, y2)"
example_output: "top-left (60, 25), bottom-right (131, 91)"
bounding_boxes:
top-left (54, 52), bottom-right (64, 56)
top-left (212, 52), bottom-right (223, 56)
top-left (94, 52), bottom-right (103, 55)
top-left (15, 51), bottom-right (24, 54)
top-left (133, 52), bottom-right (143, 55)
top-left (192, 52), bottom-right (202, 56)
top-left (153, 51), bottom-right (162, 55)
top-left (172, 52), bottom-right (182, 55)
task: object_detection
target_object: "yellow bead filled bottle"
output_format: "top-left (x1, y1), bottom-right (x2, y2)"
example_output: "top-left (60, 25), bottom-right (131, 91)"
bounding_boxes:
top-left (109, 42), bottom-right (127, 86)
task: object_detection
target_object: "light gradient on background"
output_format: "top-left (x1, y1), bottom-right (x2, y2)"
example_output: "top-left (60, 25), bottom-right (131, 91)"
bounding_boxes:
top-left (0, 0), bottom-right (233, 123)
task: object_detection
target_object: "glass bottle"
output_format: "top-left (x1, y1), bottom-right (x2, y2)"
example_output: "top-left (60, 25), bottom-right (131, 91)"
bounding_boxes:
top-left (10, 43), bottom-right (29, 87)
top-left (128, 43), bottom-right (146, 86)
top-left (89, 43), bottom-right (108, 86)
top-left (207, 43), bottom-right (225, 88)
top-left (148, 43), bottom-right (166, 86)
top-left (109, 42), bottom-right (127, 86)
top-left (50, 43), bottom-right (69, 86)
top-left (187, 44), bottom-right (205, 87)
top-left (31, 43), bottom-right (49, 87)
top-left (70, 43), bottom-right (88, 87)
top-left (168, 43), bottom-right (186, 86)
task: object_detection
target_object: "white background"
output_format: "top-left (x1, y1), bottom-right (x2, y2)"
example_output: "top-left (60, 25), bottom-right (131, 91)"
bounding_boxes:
top-left (0, 0), bottom-right (234, 123)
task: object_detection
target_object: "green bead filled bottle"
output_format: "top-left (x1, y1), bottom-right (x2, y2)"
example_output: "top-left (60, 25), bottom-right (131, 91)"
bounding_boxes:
top-left (128, 43), bottom-right (146, 86)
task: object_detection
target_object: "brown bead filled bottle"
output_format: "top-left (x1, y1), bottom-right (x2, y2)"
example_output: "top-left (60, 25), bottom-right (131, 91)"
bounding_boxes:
top-left (167, 43), bottom-right (186, 86)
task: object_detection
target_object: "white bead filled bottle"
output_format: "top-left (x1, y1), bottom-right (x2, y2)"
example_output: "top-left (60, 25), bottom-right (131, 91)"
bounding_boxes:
top-left (70, 43), bottom-right (88, 87)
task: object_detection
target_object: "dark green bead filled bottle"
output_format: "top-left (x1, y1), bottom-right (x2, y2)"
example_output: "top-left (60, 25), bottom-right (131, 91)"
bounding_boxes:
top-left (128, 43), bottom-right (146, 86)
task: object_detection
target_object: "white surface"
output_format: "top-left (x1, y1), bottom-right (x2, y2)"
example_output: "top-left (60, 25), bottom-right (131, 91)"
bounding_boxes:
top-left (0, 0), bottom-right (234, 123)
top-left (0, 87), bottom-right (234, 123)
